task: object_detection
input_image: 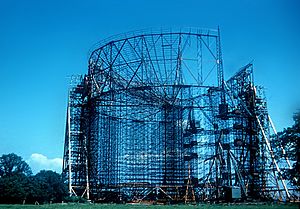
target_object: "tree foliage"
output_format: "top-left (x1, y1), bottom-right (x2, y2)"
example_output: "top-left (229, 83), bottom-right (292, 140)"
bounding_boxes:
top-left (0, 153), bottom-right (67, 204)
top-left (276, 111), bottom-right (300, 188)
top-left (32, 170), bottom-right (67, 203)
top-left (0, 153), bottom-right (32, 177)
top-left (0, 173), bottom-right (31, 204)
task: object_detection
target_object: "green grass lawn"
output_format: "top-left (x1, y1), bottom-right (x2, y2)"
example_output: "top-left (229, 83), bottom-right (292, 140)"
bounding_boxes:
top-left (0, 203), bottom-right (298, 209)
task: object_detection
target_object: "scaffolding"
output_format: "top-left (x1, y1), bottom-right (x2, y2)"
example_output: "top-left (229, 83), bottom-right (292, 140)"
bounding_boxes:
top-left (62, 28), bottom-right (297, 203)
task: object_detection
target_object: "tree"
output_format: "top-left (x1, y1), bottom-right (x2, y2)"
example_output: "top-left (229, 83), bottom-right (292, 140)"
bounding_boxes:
top-left (0, 173), bottom-right (31, 204)
top-left (0, 153), bottom-right (32, 177)
top-left (276, 111), bottom-right (300, 189)
top-left (0, 153), bottom-right (32, 203)
top-left (32, 170), bottom-right (67, 203)
top-left (0, 153), bottom-right (67, 204)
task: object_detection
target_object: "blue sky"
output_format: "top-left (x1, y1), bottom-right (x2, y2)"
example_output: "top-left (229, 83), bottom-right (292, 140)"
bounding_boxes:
top-left (0, 0), bottom-right (299, 173)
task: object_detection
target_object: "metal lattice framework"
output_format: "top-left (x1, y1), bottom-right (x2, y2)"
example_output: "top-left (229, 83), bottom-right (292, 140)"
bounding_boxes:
top-left (62, 28), bottom-right (297, 203)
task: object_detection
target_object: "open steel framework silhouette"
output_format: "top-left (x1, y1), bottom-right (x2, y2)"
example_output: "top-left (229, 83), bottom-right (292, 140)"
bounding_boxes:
top-left (62, 28), bottom-right (297, 203)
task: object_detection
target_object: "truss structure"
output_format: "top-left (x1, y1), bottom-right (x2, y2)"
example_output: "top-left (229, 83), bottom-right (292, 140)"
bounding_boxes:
top-left (62, 28), bottom-right (297, 203)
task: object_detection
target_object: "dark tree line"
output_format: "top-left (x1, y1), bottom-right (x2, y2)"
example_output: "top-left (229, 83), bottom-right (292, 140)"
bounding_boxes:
top-left (0, 153), bottom-right (67, 204)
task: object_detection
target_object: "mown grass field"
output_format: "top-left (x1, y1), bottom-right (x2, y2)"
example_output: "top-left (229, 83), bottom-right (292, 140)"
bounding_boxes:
top-left (0, 203), bottom-right (298, 209)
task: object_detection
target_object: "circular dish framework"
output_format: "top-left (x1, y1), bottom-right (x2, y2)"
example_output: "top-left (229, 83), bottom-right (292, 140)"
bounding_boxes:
top-left (63, 28), bottom-right (295, 203)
